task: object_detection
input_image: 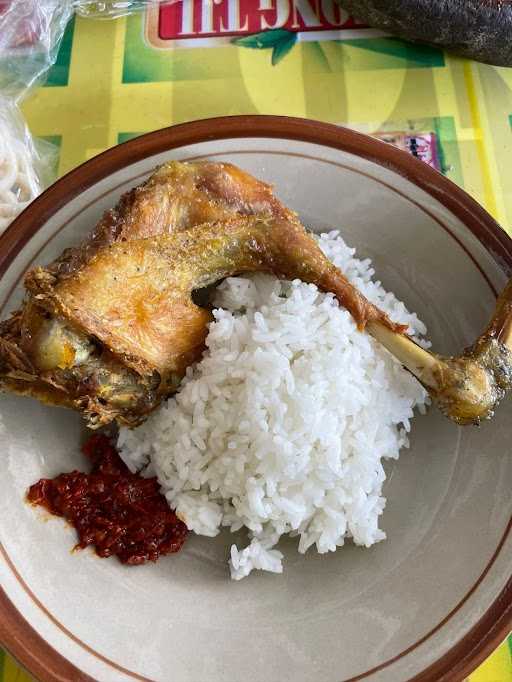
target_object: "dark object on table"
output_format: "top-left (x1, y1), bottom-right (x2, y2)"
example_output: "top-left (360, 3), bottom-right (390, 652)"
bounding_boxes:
top-left (339, 0), bottom-right (512, 66)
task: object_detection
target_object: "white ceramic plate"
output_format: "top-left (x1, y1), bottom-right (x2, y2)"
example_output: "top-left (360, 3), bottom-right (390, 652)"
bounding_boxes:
top-left (0, 117), bottom-right (511, 682)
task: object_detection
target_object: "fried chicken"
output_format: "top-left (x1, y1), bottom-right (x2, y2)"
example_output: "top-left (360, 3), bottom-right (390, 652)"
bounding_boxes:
top-left (0, 161), bottom-right (401, 427)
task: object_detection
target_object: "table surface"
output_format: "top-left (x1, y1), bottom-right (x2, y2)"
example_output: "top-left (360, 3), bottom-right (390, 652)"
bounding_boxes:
top-left (2, 6), bottom-right (511, 680)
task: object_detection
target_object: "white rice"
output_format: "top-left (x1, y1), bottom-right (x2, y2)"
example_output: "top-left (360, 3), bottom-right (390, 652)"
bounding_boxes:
top-left (118, 231), bottom-right (428, 579)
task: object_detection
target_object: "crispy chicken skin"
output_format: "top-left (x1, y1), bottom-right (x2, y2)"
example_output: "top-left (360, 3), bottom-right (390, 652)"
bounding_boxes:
top-left (0, 161), bottom-right (404, 427)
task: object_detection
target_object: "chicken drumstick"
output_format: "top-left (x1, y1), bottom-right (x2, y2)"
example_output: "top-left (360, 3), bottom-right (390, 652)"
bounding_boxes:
top-left (1, 161), bottom-right (510, 427)
top-left (0, 161), bottom-right (401, 427)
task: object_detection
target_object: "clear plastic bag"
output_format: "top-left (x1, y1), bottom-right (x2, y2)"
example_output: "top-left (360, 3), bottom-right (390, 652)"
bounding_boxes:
top-left (74, 1), bottom-right (176, 20)
top-left (0, 97), bottom-right (58, 234)
top-left (0, 1), bottom-right (73, 99)
top-left (0, 0), bottom-right (175, 235)
top-left (0, 1), bottom-right (73, 234)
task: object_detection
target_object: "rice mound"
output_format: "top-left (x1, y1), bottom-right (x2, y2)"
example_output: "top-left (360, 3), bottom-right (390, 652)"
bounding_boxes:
top-left (118, 232), bottom-right (428, 579)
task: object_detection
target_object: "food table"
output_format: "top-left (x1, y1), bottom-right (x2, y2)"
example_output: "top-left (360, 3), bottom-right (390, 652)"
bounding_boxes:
top-left (1, 4), bottom-right (511, 680)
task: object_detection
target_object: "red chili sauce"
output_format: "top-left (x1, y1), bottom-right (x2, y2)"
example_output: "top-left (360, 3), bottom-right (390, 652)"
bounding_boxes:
top-left (27, 434), bottom-right (188, 565)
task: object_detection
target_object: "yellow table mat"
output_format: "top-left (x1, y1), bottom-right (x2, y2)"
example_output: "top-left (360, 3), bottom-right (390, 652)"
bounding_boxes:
top-left (0, 8), bottom-right (510, 680)
top-left (20, 12), bottom-right (512, 233)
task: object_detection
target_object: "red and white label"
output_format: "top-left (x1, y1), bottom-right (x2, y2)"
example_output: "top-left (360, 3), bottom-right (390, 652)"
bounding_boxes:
top-left (145, 1), bottom-right (383, 49)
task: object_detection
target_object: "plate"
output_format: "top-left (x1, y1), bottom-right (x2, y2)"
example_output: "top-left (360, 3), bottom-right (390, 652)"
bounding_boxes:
top-left (0, 116), bottom-right (511, 682)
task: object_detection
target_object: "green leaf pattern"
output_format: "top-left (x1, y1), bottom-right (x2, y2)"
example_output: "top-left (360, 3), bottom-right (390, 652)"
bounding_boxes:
top-left (232, 30), bottom-right (297, 65)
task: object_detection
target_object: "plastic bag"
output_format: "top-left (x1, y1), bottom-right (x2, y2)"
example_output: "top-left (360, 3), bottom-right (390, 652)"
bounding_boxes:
top-left (0, 98), bottom-right (58, 234)
top-left (74, 1), bottom-right (176, 20)
top-left (0, 1), bottom-right (73, 99)
top-left (0, 1), bottom-right (176, 236)
top-left (0, 1), bottom-right (73, 234)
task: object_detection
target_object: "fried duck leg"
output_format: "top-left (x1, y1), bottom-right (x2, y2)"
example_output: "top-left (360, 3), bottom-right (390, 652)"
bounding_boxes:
top-left (25, 218), bottom-right (512, 427)
top-left (3, 161), bottom-right (509, 427)
top-left (368, 279), bottom-right (512, 424)
top-left (0, 162), bottom-right (400, 427)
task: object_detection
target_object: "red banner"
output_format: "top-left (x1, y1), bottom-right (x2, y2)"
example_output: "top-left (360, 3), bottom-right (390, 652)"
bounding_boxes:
top-left (158, 0), bottom-right (365, 41)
